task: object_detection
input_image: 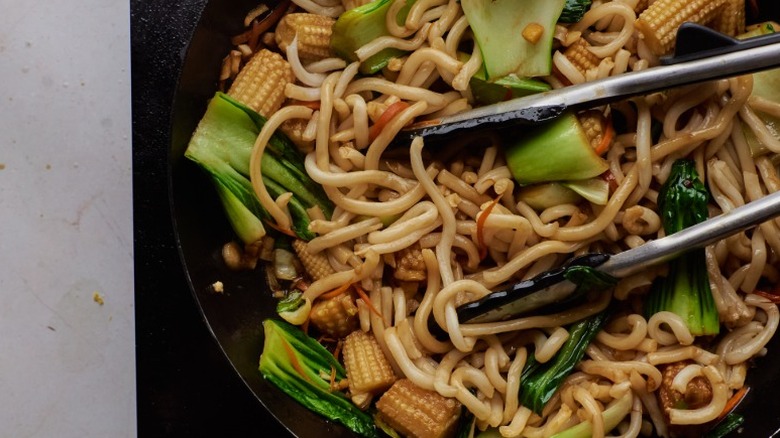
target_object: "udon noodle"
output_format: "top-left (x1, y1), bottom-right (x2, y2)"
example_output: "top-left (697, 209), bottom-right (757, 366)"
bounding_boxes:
top-left (214, 0), bottom-right (780, 436)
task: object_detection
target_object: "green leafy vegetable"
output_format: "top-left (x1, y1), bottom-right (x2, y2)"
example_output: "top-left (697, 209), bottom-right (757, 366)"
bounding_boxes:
top-left (562, 177), bottom-right (609, 206)
top-left (563, 264), bottom-right (618, 293)
top-left (461, 0), bottom-right (565, 79)
top-left (558, 0), bottom-right (592, 23)
top-left (331, 0), bottom-right (415, 74)
top-left (518, 183), bottom-right (583, 210)
top-left (520, 309), bottom-right (610, 414)
top-left (705, 413), bottom-right (745, 438)
top-left (550, 392), bottom-right (632, 437)
top-left (184, 92), bottom-right (333, 242)
top-left (645, 159), bottom-right (720, 336)
top-left (738, 23), bottom-right (780, 157)
top-left (259, 319), bottom-right (378, 437)
top-left (504, 112), bottom-right (609, 185)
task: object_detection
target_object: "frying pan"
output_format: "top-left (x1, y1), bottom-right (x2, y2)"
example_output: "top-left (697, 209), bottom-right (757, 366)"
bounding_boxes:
top-left (131, 0), bottom-right (780, 436)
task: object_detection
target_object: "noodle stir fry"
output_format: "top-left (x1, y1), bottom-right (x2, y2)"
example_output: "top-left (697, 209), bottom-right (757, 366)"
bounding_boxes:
top-left (184, 0), bottom-right (780, 436)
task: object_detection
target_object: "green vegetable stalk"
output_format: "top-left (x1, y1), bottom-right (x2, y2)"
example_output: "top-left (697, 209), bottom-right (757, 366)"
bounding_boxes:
top-left (259, 319), bottom-right (378, 437)
top-left (504, 112), bottom-right (609, 185)
top-left (184, 92), bottom-right (334, 242)
top-left (331, 0), bottom-right (415, 74)
top-left (460, 0), bottom-right (565, 79)
top-left (645, 159), bottom-right (720, 336)
top-left (520, 308), bottom-right (610, 414)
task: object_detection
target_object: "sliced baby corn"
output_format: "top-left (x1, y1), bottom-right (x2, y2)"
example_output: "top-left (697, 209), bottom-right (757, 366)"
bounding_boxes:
top-left (563, 38), bottom-right (601, 76)
top-left (376, 379), bottom-right (461, 438)
top-left (275, 13), bottom-right (336, 62)
top-left (342, 330), bottom-right (396, 396)
top-left (635, 0), bottom-right (727, 55)
top-left (227, 48), bottom-right (294, 117)
top-left (309, 292), bottom-right (359, 338)
top-left (293, 239), bottom-right (336, 281)
top-left (712, 0), bottom-right (745, 36)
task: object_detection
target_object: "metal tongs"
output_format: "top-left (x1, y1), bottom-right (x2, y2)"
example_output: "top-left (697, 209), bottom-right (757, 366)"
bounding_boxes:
top-left (457, 191), bottom-right (780, 324)
top-left (395, 23), bottom-right (780, 145)
top-left (416, 23), bottom-right (780, 326)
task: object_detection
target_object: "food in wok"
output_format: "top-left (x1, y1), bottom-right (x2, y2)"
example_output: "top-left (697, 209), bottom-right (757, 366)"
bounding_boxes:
top-left (182, 0), bottom-right (780, 436)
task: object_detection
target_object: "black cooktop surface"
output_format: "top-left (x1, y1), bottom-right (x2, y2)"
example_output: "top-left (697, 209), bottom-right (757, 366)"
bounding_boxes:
top-left (131, 1), bottom-right (291, 435)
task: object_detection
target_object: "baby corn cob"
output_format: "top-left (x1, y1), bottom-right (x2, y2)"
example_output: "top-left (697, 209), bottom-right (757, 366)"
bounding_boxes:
top-left (563, 38), bottom-right (601, 76)
top-left (578, 110), bottom-right (605, 149)
top-left (227, 49), bottom-right (294, 117)
top-left (342, 330), bottom-right (396, 396)
top-left (293, 239), bottom-right (336, 281)
top-left (309, 293), bottom-right (359, 338)
top-left (633, 0), bottom-right (650, 14)
top-left (712, 0), bottom-right (745, 36)
top-left (376, 379), bottom-right (461, 438)
top-left (275, 13), bottom-right (336, 62)
top-left (394, 243), bottom-right (426, 281)
top-left (280, 118), bottom-right (315, 153)
top-left (635, 0), bottom-right (727, 55)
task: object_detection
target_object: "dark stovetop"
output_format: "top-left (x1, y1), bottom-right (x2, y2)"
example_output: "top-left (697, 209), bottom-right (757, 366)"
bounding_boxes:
top-left (131, 1), bottom-right (291, 435)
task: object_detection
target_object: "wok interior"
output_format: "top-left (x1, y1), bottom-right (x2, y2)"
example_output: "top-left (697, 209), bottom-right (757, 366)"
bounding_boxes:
top-left (168, 1), bottom-right (780, 436)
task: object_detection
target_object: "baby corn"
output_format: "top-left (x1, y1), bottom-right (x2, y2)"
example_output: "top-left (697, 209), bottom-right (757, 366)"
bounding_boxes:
top-left (293, 239), bottom-right (335, 281)
top-left (635, 0), bottom-right (727, 55)
top-left (280, 118), bottom-right (315, 153)
top-left (376, 379), bottom-right (461, 438)
top-left (712, 0), bottom-right (745, 36)
top-left (342, 330), bottom-right (396, 396)
top-left (563, 38), bottom-right (601, 76)
top-left (227, 48), bottom-right (293, 117)
top-left (275, 13), bottom-right (336, 61)
top-left (309, 293), bottom-right (359, 338)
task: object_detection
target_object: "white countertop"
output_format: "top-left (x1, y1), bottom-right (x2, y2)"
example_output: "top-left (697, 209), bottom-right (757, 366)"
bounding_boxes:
top-left (0, 1), bottom-right (135, 436)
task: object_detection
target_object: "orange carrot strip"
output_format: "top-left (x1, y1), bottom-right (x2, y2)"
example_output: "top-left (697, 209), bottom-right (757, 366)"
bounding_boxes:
top-left (754, 290), bottom-right (780, 303)
top-left (291, 99), bottom-right (321, 110)
top-left (368, 101), bottom-right (410, 142)
top-left (329, 365), bottom-right (338, 391)
top-left (718, 386), bottom-right (750, 421)
top-left (476, 196), bottom-right (502, 260)
top-left (354, 284), bottom-right (388, 326)
top-left (594, 113), bottom-right (614, 156)
top-left (318, 282), bottom-right (352, 301)
top-left (264, 219), bottom-right (297, 237)
top-left (281, 337), bottom-right (313, 383)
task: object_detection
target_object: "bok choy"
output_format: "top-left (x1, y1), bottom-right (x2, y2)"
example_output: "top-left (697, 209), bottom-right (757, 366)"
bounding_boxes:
top-left (184, 92), bottom-right (333, 242)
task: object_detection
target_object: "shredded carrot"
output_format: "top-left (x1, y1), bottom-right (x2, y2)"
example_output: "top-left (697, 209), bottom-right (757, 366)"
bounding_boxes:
top-left (329, 365), bottom-right (338, 391)
top-left (754, 290), bottom-right (780, 303)
top-left (333, 339), bottom-right (344, 361)
top-left (476, 196), bottom-right (502, 260)
top-left (600, 169), bottom-right (618, 193)
top-left (281, 336), bottom-right (312, 383)
top-left (718, 386), bottom-right (750, 421)
top-left (264, 219), bottom-right (297, 237)
top-left (368, 101), bottom-right (410, 142)
top-left (594, 113), bottom-right (614, 155)
top-left (354, 284), bottom-right (389, 326)
top-left (318, 282), bottom-right (352, 301)
top-left (292, 100), bottom-right (321, 110)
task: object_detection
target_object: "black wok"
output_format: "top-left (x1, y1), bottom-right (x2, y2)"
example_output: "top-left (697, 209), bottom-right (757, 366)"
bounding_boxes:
top-left (131, 1), bottom-right (780, 436)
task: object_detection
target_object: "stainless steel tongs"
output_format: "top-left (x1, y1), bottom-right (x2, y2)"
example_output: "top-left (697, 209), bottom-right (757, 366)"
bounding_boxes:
top-left (394, 23), bottom-right (780, 145)
top-left (456, 190), bottom-right (780, 325)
